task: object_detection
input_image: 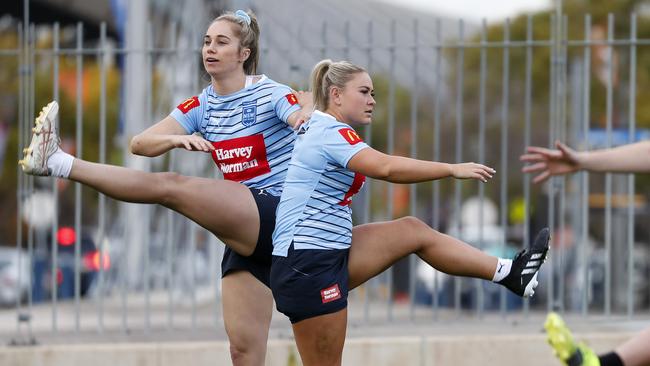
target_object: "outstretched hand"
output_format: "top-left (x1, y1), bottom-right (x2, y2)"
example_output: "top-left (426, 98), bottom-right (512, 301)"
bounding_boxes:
top-left (171, 134), bottom-right (215, 153)
top-left (451, 162), bottom-right (496, 183)
top-left (520, 140), bottom-right (581, 184)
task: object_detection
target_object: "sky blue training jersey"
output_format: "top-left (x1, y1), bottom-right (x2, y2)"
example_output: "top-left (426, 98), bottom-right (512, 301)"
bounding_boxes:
top-left (170, 75), bottom-right (301, 196)
top-left (272, 110), bottom-right (369, 257)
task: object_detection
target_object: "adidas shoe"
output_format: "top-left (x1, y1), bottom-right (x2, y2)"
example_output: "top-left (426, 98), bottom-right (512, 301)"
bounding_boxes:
top-left (545, 312), bottom-right (600, 366)
top-left (498, 227), bottom-right (550, 297)
top-left (18, 101), bottom-right (60, 176)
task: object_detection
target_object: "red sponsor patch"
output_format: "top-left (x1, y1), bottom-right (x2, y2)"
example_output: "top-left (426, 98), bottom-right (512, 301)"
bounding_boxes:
top-left (338, 128), bottom-right (363, 145)
top-left (285, 93), bottom-right (299, 106)
top-left (320, 284), bottom-right (342, 304)
top-left (338, 173), bottom-right (366, 206)
top-left (177, 96), bottom-right (200, 114)
top-left (210, 134), bottom-right (271, 181)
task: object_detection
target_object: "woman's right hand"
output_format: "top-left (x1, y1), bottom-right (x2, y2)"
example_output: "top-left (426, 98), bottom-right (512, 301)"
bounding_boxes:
top-left (170, 134), bottom-right (215, 153)
top-left (520, 140), bottom-right (582, 183)
top-left (450, 162), bottom-right (496, 183)
top-left (131, 116), bottom-right (209, 157)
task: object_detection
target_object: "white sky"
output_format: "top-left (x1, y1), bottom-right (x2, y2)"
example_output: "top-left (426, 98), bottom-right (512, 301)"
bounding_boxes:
top-left (375, 0), bottom-right (552, 22)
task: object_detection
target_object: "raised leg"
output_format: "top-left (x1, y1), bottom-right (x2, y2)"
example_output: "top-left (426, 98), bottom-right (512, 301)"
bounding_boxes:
top-left (69, 159), bottom-right (259, 255)
top-left (348, 216), bottom-right (497, 289)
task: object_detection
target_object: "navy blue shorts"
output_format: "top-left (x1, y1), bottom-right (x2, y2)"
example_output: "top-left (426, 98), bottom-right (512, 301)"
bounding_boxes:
top-left (270, 244), bottom-right (349, 324)
top-left (220, 188), bottom-right (278, 288)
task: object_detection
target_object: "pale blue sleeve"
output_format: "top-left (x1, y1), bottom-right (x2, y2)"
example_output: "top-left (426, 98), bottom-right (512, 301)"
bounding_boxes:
top-left (271, 84), bottom-right (301, 123)
top-left (321, 124), bottom-right (369, 168)
top-left (169, 91), bottom-right (208, 134)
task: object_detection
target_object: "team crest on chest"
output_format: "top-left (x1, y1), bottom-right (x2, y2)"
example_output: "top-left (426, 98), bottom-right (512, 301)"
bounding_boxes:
top-left (241, 100), bottom-right (257, 126)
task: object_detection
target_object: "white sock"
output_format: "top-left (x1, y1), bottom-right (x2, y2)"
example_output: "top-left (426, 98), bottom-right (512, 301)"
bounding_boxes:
top-left (47, 148), bottom-right (74, 178)
top-left (492, 258), bottom-right (512, 282)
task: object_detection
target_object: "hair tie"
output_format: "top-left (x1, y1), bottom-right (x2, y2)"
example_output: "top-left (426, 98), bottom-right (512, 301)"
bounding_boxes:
top-left (234, 10), bottom-right (251, 25)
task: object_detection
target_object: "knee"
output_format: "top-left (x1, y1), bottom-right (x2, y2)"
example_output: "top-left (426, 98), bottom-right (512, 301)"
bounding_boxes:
top-left (229, 339), bottom-right (265, 365)
top-left (398, 216), bottom-right (428, 233)
top-left (398, 216), bottom-right (439, 248)
top-left (229, 343), bottom-right (248, 364)
top-left (157, 172), bottom-right (186, 207)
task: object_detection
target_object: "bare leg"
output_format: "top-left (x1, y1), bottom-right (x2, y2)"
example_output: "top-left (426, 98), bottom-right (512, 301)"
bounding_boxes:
top-left (348, 216), bottom-right (497, 289)
top-left (69, 159), bottom-right (259, 255)
top-left (615, 327), bottom-right (650, 366)
top-left (292, 309), bottom-right (347, 366)
top-left (222, 271), bottom-right (273, 366)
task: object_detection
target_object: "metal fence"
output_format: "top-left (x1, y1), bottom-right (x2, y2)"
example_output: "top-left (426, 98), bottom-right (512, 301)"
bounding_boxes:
top-left (2, 7), bottom-right (650, 342)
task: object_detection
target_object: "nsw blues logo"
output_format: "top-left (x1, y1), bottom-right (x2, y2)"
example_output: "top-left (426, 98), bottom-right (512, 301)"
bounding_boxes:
top-left (241, 101), bottom-right (257, 126)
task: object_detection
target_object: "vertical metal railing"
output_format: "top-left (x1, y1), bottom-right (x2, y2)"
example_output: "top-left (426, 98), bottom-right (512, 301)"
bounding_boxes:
top-left (97, 21), bottom-right (107, 334)
top-left (408, 19), bottom-right (419, 321)
top-left (603, 13), bottom-right (614, 316)
top-left (580, 14), bottom-right (592, 317)
top-left (50, 22), bottom-right (60, 332)
top-left (26, 21), bottom-right (36, 340)
top-left (626, 13), bottom-right (637, 319)
top-left (453, 19), bottom-right (465, 316)
top-left (431, 17), bottom-right (442, 320)
top-left (386, 19), bottom-right (396, 322)
top-left (547, 14), bottom-right (557, 312)
top-left (73, 22), bottom-right (84, 333)
top-left (499, 18), bottom-right (511, 316)
top-left (476, 18), bottom-right (487, 318)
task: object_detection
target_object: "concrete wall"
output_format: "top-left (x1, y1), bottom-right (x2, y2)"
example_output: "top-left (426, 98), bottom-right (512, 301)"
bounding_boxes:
top-left (0, 333), bottom-right (633, 366)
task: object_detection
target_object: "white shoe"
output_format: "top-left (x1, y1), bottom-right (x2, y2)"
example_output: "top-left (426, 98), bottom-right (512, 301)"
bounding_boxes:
top-left (18, 101), bottom-right (60, 176)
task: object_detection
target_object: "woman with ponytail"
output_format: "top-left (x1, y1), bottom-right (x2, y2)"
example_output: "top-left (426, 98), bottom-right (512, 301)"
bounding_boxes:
top-left (21, 10), bottom-right (312, 365)
top-left (269, 60), bottom-right (551, 365)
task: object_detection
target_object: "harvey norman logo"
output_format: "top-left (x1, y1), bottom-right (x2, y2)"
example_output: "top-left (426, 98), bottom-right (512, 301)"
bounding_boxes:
top-left (320, 284), bottom-right (342, 304)
top-left (214, 146), bottom-right (253, 160)
top-left (211, 134), bottom-right (270, 181)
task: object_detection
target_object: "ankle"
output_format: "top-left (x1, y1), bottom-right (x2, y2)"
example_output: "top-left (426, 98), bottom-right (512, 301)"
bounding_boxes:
top-left (491, 258), bottom-right (512, 282)
top-left (47, 149), bottom-right (74, 178)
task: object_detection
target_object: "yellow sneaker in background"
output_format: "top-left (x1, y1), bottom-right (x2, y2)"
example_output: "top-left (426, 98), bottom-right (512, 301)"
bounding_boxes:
top-left (544, 312), bottom-right (600, 366)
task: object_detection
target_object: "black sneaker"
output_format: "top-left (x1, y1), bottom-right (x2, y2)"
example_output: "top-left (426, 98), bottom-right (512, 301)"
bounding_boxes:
top-left (498, 227), bottom-right (550, 297)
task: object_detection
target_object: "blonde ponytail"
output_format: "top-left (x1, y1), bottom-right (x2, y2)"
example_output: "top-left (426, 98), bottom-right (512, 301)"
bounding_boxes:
top-left (309, 59), bottom-right (366, 110)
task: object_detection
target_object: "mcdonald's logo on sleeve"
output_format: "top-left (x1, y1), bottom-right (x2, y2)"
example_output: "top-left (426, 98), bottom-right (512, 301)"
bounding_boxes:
top-left (177, 96), bottom-right (200, 114)
top-left (285, 93), bottom-right (299, 106)
top-left (338, 128), bottom-right (363, 145)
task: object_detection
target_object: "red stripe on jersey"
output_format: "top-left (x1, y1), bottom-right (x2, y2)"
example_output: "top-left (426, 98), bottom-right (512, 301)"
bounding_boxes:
top-left (339, 173), bottom-right (365, 206)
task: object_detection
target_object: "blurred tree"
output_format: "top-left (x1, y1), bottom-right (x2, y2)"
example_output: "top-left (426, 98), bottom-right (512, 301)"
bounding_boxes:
top-left (454, 0), bottom-right (650, 218)
top-left (0, 25), bottom-right (123, 245)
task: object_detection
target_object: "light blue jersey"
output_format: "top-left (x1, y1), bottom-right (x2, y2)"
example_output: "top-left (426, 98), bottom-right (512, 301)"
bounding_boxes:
top-left (170, 75), bottom-right (301, 196)
top-left (272, 111), bottom-right (369, 257)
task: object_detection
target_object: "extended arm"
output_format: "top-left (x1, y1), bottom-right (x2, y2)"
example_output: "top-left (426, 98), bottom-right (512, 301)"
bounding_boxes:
top-left (347, 147), bottom-right (495, 183)
top-left (521, 140), bottom-right (650, 183)
top-left (129, 116), bottom-right (214, 157)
